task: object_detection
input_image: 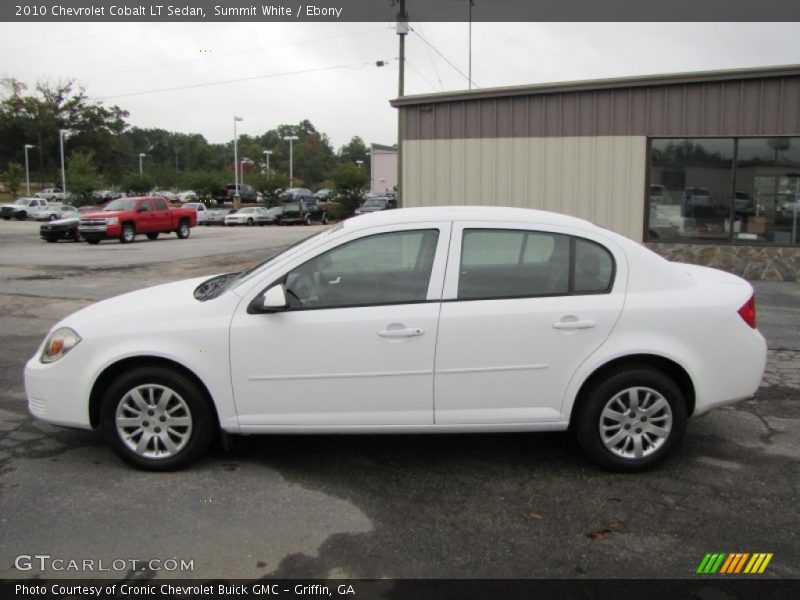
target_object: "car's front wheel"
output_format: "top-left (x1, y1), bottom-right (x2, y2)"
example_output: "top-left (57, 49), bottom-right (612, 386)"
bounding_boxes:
top-left (120, 224), bottom-right (136, 243)
top-left (573, 366), bottom-right (687, 472)
top-left (101, 366), bottom-right (216, 471)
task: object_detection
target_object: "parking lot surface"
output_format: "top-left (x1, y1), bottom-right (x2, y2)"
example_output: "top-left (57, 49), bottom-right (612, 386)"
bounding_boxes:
top-left (0, 219), bottom-right (798, 579)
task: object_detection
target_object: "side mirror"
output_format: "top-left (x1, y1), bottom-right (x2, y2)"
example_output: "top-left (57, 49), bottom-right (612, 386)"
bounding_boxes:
top-left (261, 284), bottom-right (288, 311)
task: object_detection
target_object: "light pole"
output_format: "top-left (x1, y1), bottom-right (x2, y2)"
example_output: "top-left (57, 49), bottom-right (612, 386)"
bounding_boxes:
top-left (263, 149), bottom-right (272, 172)
top-left (138, 153), bottom-right (146, 174)
top-left (233, 116), bottom-right (243, 204)
top-left (24, 144), bottom-right (35, 196)
top-left (59, 129), bottom-right (69, 194)
top-left (283, 135), bottom-right (298, 187)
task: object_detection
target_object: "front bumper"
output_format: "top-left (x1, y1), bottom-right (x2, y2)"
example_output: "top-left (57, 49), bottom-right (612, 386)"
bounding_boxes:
top-left (24, 352), bottom-right (93, 430)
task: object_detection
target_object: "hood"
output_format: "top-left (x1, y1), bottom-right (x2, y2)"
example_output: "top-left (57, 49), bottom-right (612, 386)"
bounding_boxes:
top-left (45, 217), bottom-right (79, 225)
top-left (81, 210), bottom-right (121, 219)
top-left (59, 276), bottom-right (215, 331)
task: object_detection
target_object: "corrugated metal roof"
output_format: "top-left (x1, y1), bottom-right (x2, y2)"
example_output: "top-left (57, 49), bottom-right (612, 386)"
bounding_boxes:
top-left (391, 64), bottom-right (800, 107)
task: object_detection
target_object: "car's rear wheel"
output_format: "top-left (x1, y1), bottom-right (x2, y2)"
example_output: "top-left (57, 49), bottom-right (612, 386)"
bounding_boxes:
top-left (16, 211), bottom-right (27, 221)
top-left (247, 218), bottom-right (254, 226)
top-left (146, 232), bottom-right (159, 240)
top-left (120, 224), bottom-right (135, 243)
top-left (101, 366), bottom-right (216, 471)
top-left (49, 214), bottom-right (58, 221)
top-left (304, 214), bottom-right (312, 226)
top-left (574, 366), bottom-right (687, 472)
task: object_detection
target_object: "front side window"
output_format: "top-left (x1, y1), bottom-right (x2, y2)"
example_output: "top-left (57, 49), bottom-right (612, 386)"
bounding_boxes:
top-left (283, 229), bottom-right (440, 309)
top-left (458, 229), bottom-right (614, 300)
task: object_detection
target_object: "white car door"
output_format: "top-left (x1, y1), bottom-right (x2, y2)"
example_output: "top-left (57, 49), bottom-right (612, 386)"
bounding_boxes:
top-left (434, 223), bottom-right (627, 425)
top-left (229, 222), bottom-right (452, 428)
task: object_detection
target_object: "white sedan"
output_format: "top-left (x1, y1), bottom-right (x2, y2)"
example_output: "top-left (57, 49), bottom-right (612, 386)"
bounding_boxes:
top-left (224, 206), bottom-right (269, 226)
top-left (24, 207), bottom-right (767, 471)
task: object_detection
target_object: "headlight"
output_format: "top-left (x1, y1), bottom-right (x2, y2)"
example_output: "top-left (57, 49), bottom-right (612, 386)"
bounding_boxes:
top-left (40, 327), bottom-right (82, 364)
top-left (106, 217), bottom-right (119, 225)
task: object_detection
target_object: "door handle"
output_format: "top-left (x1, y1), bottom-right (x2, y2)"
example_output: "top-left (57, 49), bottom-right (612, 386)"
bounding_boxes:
top-left (552, 318), bottom-right (597, 330)
top-left (378, 327), bottom-right (425, 338)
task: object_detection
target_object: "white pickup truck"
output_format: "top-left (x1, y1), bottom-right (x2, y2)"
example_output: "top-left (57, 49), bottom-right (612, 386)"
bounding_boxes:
top-left (184, 202), bottom-right (210, 224)
top-left (1, 197), bottom-right (60, 221)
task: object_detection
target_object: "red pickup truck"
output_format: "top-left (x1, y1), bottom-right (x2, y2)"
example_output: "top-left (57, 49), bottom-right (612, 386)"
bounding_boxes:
top-left (79, 196), bottom-right (197, 244)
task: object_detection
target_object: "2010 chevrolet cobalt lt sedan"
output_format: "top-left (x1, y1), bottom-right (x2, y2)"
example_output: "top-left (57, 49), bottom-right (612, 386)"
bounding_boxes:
top-left (25, 207), bottom-right (767, 471)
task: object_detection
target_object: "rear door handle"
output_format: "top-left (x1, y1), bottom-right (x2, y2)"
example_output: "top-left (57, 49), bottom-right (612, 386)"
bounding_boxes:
top-left (552, 319), bottom-right (597, 330)
top-left (378, 327), bottom-right (425, 338)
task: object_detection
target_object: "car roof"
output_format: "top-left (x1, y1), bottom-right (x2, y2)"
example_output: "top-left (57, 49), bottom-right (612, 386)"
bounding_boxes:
top-left (343, 206), bottom-right (599, 231)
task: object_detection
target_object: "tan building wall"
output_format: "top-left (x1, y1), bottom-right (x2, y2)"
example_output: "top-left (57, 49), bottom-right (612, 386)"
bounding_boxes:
top-left (402, 135), bottom-right (648, 241)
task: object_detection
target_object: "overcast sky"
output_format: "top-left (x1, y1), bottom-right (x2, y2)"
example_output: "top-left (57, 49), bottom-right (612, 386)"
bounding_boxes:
top-left (2, 22), bottom-right (800, 150)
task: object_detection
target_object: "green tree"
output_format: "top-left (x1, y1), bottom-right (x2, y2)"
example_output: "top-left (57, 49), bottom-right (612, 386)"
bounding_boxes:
top-left (1, 162), bottom-right (24, 198)
top-left (249, 170), bottom-right (288, 206)
top-left (120, 173), bottom-right (154, 195)
top-left (183, 170), bottom-right (227, 201)
top-left (0, 78), bottom-right (128, 186)
top-left (330, 163), bottom-right (368, 216)
top-left (66, 151), bottom-right (103, 205)
top-left (338, 136), bottom-right (370, 172)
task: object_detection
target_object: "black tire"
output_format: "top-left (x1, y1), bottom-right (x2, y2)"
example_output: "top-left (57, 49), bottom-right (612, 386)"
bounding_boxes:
top-left (321, 213), bottom-right (329, 225)
top-left (16, 211), bottom-right (27, 221)
top-left (100, 366), bottom-right (217, 471)
top-left (247, 218), bottom-right (254, 227)
top-left (304, 215), bottom-right (312, 226)
top-left (146, 232), bottom-right (159, 240)
top-left (45, 238), bottom-right (57, 243)
top-left (49, 214), bottom-right (58, 221)
top-left (86, 238), bottom-right (101, 245)
top-left (177, 219), bottom-right (190, 239)
top-left (72, 229), bottom-right (82, 242)
top-left (120, 223), bottom-right (135, 243)
top-left (573, 366), bottom-right (687, 472)
top-left (2, 216), bottom-right (10, 221)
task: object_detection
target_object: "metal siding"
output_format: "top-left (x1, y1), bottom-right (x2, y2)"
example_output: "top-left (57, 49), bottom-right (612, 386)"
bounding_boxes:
top-left (401, 136), bottom-right (647, 241)
top-left (401, 74), bottom-right (800, 140)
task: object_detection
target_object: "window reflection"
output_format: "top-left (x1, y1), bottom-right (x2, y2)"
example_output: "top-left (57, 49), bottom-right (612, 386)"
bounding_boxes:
top-left (648, 139), bottom-right (733, 241)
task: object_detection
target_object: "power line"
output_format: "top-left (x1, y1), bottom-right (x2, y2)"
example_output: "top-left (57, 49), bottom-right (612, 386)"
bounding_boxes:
top-left (410, 27), bottom-right (478, 88)
top-left (415, 24), bottom-right (445, 91)
top-left (405, 59), bottom-right (439, 93)
top-left (95, 60), bottom-right (395, 101)
top-left (87, 26), bottom-right (392, 81)
top-left (4, 24), bottom-right (158, 53)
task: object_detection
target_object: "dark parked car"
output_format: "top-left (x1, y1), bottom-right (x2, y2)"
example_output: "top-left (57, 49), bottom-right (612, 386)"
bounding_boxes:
top-left (280, 200), bottom-right (329, 225)
top-left (354, 196), bottom-right (398, 215)
top-left (40, 217), bottom-right (81, 243)
top-left (280, 187), bottom-right (313, 202)
top-left (212, 184), bottom-right (258, 203)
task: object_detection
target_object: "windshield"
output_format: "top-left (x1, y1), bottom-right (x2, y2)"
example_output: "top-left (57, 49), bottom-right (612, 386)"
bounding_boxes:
top-left (104, 198), bottom-right (137, 211)
top-left (363, 198), bottom-right (386, 208)
top-left (14, 199), bottom-right (30, 205)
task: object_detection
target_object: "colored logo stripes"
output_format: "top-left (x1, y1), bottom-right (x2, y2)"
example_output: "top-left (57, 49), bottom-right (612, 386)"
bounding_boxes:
top-left (697, 553), bottom-right (773, 574)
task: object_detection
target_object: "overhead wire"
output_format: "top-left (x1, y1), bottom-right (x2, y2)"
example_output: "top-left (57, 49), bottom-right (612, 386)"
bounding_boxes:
top-left (410, 27), bottom-right (479, 88)
top-left (95, 59), bottom-right (396, 100)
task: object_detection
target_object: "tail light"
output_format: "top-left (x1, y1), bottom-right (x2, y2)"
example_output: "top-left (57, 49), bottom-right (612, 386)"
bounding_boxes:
top-left (738, 294), bottom-right (756, 329)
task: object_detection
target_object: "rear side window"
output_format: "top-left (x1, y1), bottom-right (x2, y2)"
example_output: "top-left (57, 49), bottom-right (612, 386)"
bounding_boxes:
top-left (458, 229), bottom-right (614, 300)
top-left (573, 238), bottom-right (614, 293)
top-left (153, 198), bottom-right (167, 210)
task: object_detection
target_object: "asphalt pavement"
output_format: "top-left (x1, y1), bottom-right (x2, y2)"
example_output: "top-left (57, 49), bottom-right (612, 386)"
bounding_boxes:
top-left (0, 219), bottom-right (798, 580)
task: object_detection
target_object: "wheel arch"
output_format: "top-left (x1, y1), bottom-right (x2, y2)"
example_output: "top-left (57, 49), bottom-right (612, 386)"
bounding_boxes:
top-left (568, 353), bottom-right (696, 425)
top-left (88, 356), bottom-right (219, 430)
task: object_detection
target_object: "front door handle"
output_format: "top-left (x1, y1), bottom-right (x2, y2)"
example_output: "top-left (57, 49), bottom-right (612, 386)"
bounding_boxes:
top-left (552, 318), bottom-right (597, 330)
top-left (378, 327), bottom-right (425, 338)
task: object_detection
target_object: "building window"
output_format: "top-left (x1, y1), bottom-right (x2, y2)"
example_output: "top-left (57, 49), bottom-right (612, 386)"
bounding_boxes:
top-left (735, 138), bottom-right (800, 244)
top-left (648, 138), bottom-right (734, 242)
top-left (647, 137), bottom-right (800, 245)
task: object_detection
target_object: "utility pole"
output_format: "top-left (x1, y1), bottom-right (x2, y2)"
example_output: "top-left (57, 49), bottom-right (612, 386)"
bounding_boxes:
top-left (396, 0), bottom-right (407, 206)
top-left (468, 0), bottom-right (474, 90)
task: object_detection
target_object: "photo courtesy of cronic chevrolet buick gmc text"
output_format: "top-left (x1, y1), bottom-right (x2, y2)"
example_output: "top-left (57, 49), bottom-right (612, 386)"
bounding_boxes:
top-left (24, 207), bottom-right (767, 471)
